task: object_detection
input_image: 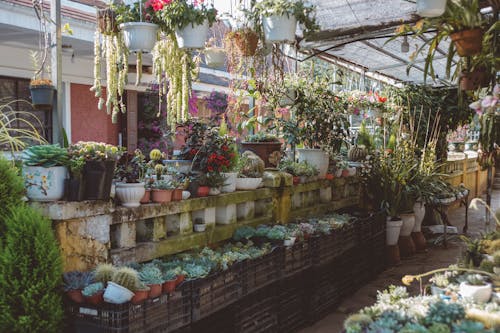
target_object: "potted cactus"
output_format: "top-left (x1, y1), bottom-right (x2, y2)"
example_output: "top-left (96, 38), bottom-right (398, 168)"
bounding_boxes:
top-left (151, 180), bottom-right (175, 203)
top-left (63, 271), bottom-right (94, 303)
top-left (82, 282), bottom-right (105, 305)
top-left (22, 144), bottom-right (69, 201)
top-left (93, 263), bottom-right (116, 286)
top-left (104, 267), bottom-right (139, 304)
top-left (139, 265), bottom-right (164, 298)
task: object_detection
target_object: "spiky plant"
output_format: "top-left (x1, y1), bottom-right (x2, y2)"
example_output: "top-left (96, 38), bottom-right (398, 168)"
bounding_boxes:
top-left (112, 267), bottom-right (140, 291)
top-left (93, 264), bottom-right (116, 285)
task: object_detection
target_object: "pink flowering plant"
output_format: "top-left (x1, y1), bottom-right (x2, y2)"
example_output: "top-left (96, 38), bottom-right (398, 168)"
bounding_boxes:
top-left (469, 84), bottom-right (499, 116)
top-left (147, 0), bottom-right (217, 33)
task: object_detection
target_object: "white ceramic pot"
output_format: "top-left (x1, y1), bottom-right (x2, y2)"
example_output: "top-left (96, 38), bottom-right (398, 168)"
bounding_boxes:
top-left (115, 182), bottom-right (146, 208)
top-left (204, 47), bottom-right (226, 68)
top-left (209, 187), bottom-right (221, 196)
top-left (386, 218), bottom-right (403, 246)
top-left (400, 213), bottom-right (416, 237)
top-left (297, 148), bottom-right (329, 179)
top-left (284, 237), bottom-right (296, 247)
top-left (459, 282), bottom-right (492, 303)
top-left (182, 191), bottom-right (191, 200)
top-left (194, 224), bottom-right (206, 232)
top-left (103, 281), bottom-right (134, 304)
top-left (175, 20), bottom-right (209, 49)
top-left (413, 202), bottom-right (426, 232)
top-left (221, 172), bottom-right (237, 193)
top-left (430, 285), bottom-right (445, 296)
top-left (236, 177), bottom-right (262, 190)
top-left (23, 165), bottom-right (68, 201)
top-left (120, 22), bottom-right (159, 53)
top-left (262, 14), bottom-right (297, 42)
top-left (417, 0), bottom-right (447, 18)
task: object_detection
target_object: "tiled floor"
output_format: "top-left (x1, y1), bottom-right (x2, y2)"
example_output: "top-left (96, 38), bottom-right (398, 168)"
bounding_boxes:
top-left (299, 189), bottom-right (500, 333)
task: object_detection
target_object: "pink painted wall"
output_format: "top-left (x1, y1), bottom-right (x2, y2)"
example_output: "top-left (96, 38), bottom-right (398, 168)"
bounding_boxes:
top-left (70, 84), bottom-right (119, 145)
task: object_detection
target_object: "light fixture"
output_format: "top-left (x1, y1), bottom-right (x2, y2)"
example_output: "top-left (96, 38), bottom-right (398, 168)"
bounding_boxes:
top-left (401, 36), bottom-right (409, 53)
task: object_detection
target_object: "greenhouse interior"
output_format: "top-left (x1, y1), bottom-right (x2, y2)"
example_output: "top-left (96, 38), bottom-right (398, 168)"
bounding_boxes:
top-left (0, 0), bottom-right (499, 332)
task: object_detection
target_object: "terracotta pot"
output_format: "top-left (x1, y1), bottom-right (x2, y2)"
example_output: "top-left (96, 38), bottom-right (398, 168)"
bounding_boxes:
top-left (459, 68), bottom-right (490, 91)
top-left (152, 189), bottom-right (173, 203)
top-left (162, 279), bottom-right (177, 293)
top-left (341, 169), bottom-right (350, 177)
top-left (450, 28), bottom-right (483, 57)
top-left (175, 274), bottom-right (185, 286)
top-left (231, 30), bottom-right (259, 56)
top-left (66, 289), bottom-right (84, 303)
top-left (293, 176), bottom-right (300, 185)
top-left (140, 189), bottom-right (151, 204)
top-left (172, 188), bottom-right (183, 201)
top-left (241, 141), bottom-right (282, 168)
top-left (325, 173), bottom-right (334, 180)
top-left (131, 289), bottom-right (149, 304)
top-left (97, 8), bottom-right (119, 34)
top-left (148, 283), bottom-right (162, 298)
top-left (197, 186), bottom-right (210, 197)
top-left (84, 290), bottom-right (104, 306)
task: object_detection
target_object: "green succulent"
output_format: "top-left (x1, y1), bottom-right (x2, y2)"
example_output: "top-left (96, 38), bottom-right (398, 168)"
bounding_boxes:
top-left (63, 271), bottom-right (94, 291)
top-left (112, 267), bottom-right (140, 291)
top-left (451, 320), bottom-right (491, 333)
top-left (93, 264), bottom-right (116, 285)
top-left (163, 270), bottom-right (177, 282)
top-left (139, 265), bottom-right (164, 285)
top-left (428, 323), bottom-right (451, 333)
top-left (367, 311), bottom-right (407, 332)
top-left (400, 323), bottom-right (429, 333)
top-left (344, 313), bottom-right (373, 333)
top-left (22, 144), bottom-right (69, 167)
top-left (82, 282), bottom-right (104, 297)
top-left (465, 274), bottom-right (487, 286)
top-left (233, 226), bottom-right (256, 241)
top-left (266, 225), bottom-right (287, 240)
top-left (424, 301), bottom-right (465, 326)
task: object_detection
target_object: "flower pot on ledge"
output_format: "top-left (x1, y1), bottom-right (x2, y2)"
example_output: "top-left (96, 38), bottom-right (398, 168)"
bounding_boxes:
top-left (241, 142), bottom-right (282, 168)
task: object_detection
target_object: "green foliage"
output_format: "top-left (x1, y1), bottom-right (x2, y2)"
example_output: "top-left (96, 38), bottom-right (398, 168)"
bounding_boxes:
top-left (233, 226), bottom-right (256, 242)
top-left (81, 282), bottom-right (104, 297)
top-left (0, 205), bottom-right (63, 333)
top-left (428, 323), bottom-right (451, 333)
top-left (400, 323), bottom-right (429, 333)
top-left (344, 313), bottom-right (372, 332)
top-left (367, 311), bottom-right (408, 332)
top-left (93, 264), bottom-right (116, 285)
top-left (112, 267), bottom-right (140, 291)
top-left (357, 121), bottom-right (374, 150)
top-left (154, 0), bottom-right (217, 32)
top-left (0, 157), bottom-right (24, 235)
top-left (63, 271), bottom-right (94, 291)
top-left (245, 133), bottom-right (279, 143)
top-left (163, 270), bottom-right (177, 282)
top-left (424, 301), bottom-right (465, 326)
top-left (451, 320), bottom-right (490, 333)
top-left (279, 159), bottom-right (318, 177)
top-left (465, 274), bottom-right (487, 286)
top-left (461, 235), bottom-right (484, 267)
top-left (139, 265), bottom-right (164, 284)
top-left (236, 153), bottom-right (264, 178)
top-left (22, 144), bottom-right (69, 167)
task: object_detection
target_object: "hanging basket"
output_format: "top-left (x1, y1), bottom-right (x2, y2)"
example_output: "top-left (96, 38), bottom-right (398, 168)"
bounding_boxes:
top-left (450, 28), bottom-right (483, 57)
top-left (230, 30), bottom-right (259, 56)
top-left (97, 8), bottom-right (119, 34)
top-left (416, 0), bottom-right (447, 18)
top-left (175, 20), bottom-right (209, 49)
top-left (262, 14), bottom-right (297, 43)
top-left (459, 68), bottom-right (490, 91)
top-left (204, 47), bottom-right (226, 68)
top-left (120, 22), bottom-right (159, 53)
top-left (29, 84), bottom-right (55, 108)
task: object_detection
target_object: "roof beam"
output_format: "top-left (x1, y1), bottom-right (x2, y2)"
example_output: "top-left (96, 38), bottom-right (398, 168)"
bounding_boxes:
top-left (367, 55), bottom-right (448, 71)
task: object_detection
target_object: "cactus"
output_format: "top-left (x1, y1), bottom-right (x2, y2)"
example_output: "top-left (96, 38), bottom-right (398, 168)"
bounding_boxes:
top-left (139, 265), bottom-right (164, 285)
top-left (93, 264), bottom-right (116, 285)
top-left (149, 149), bottom-right (162, 161)
top-left (112, 267), bottom-right (140, 291)
top-left (82, 282), bottom-right (104, 297)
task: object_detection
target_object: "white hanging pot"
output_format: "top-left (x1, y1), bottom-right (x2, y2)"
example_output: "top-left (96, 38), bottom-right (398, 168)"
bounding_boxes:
top-left (175, 20), bottom-right (209, 49)
top-left (262, 14), bottom-right (297, 43)
top-left (386, 218), bottom-right (403, 246)
top-left (297, 148), bottom-right (329, 178)
top-left (221, 172), bottom-right (237, 193)
top-left (459, 282), bottom-right (492, 303)
top-left (23, 165), bottom-right (68, 201)
top-left (204, 47), bottom-right (226, 68)
top-left (400, 213), bottom-right (415, 236)
top-left (417, 0), bottom-right (447, 18)
top-left (115, 182), bottom-right (145, 208)
top-left (103, 282), bottom-right (135, 304)
top-left (412, 202), bottom-right (426, 232)
top-left (120, 22), bottom-right (159, 53)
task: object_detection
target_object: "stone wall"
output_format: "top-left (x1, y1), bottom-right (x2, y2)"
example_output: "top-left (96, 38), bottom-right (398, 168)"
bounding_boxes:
top-left (32, 173), bottom-right (360, 272)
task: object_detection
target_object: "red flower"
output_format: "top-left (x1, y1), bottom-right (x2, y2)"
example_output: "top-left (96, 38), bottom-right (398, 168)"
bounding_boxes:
top-left (222, 145), bottom-right (228, 151)
top-left (378, 96), bottom-right (387, 103)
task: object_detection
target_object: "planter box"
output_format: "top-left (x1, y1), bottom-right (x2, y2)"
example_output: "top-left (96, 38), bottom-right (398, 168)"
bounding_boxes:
top-left (241, 249), bottom-right (281, 295)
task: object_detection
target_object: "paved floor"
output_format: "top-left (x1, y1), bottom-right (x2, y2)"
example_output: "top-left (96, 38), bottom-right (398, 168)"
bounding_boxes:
top-left (299, 189), bottom-right (500, 333)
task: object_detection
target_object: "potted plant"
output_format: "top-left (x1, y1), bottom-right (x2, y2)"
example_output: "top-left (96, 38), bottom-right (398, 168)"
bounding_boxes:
top-left (115, 152), bottom-right (146, 208)
top-left (93, 263), bottom-right (116, 286)
top-left (139, 265), bottom-right (164, 298)
top-left (131, 281), bottom-right (150, 304)
top-left (162, 270), bottom-right (178, 293)
top-left (22, 144), bottom-right (69, 201)
top-left (29, 51), bottom-right (54, 109)
top-left (253, 0), bottom-right (318, 43)
top-left (241, 133), bottom-right (282, 168)
top-left (63, 271), bottom-right (94, 303)
top-left (225, 28), bottom-right (260, 56)
top-left (151, 179), bottom-right (175, 203)
top-left (205, 172), bottom-right (226, 196)
top-left (459, 274), bottom-right (492, 303)
top-left (417, 0), bottom-right (448, 18)
top-left (193, 217), bottom-right (206, 232)
top-left (429, 270), bottom-right (457, 295)
top-left (235, 152), bottom-right (264, 190)
top-left (82, 282), bottom-right (105, 305)
top-left (65, 153), bottom-right (85, 201)
top-left (150, 0), bottom-right (217, 49)
top-left (104, 267), bottom-right (139, 304)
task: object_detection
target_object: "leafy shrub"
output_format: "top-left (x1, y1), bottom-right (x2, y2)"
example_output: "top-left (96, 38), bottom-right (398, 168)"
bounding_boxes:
top-left (0, 157), bottom-right (25, 235)
top-left (0, 205), bottom-right (63, 333)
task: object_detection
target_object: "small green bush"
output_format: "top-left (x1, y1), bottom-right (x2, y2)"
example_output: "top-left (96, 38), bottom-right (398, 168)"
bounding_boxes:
top-left (0, 157), bottom-right (25, 235)
top-left (0, 205), bottom-right (63, 333)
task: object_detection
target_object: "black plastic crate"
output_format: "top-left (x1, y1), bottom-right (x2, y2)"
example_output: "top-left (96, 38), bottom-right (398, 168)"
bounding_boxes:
top-left (307, 265), bottom-right (341, 323)
top-left (235, 285), bottom-right (278, 333)
top-left (355, 214), bottom-right (374, 243)
top-left (335, 222), bottom-right (357, 254)
top-left (281, 241), bottom-right (312, 278)
top-left (242, 249), bottom-right (281, 295)
top-left (277, 274), bottom-right (309, 333)
top-left (191, 307), bottom-right (236, 333)
top-left (310, 233), bottom-right (342, 267)
top-left (67, 300), bottom-right (147, 333)
top-left (191, 265), bottom-right (242, 321)
top-left (371, 211), bottom-right (386, 235)
top-left (143, 295), bottom-right (168, 332)
top-left (166, 283), bottom-right (192, 332)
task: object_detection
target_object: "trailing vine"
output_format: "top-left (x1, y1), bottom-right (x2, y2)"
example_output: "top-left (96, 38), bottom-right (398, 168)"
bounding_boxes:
top-left (152, 34), bottom-right (199, 131)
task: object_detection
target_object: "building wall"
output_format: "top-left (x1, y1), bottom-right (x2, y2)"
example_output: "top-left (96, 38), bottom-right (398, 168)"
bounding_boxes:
top-left (70, 83), bottom-right (119, 145)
